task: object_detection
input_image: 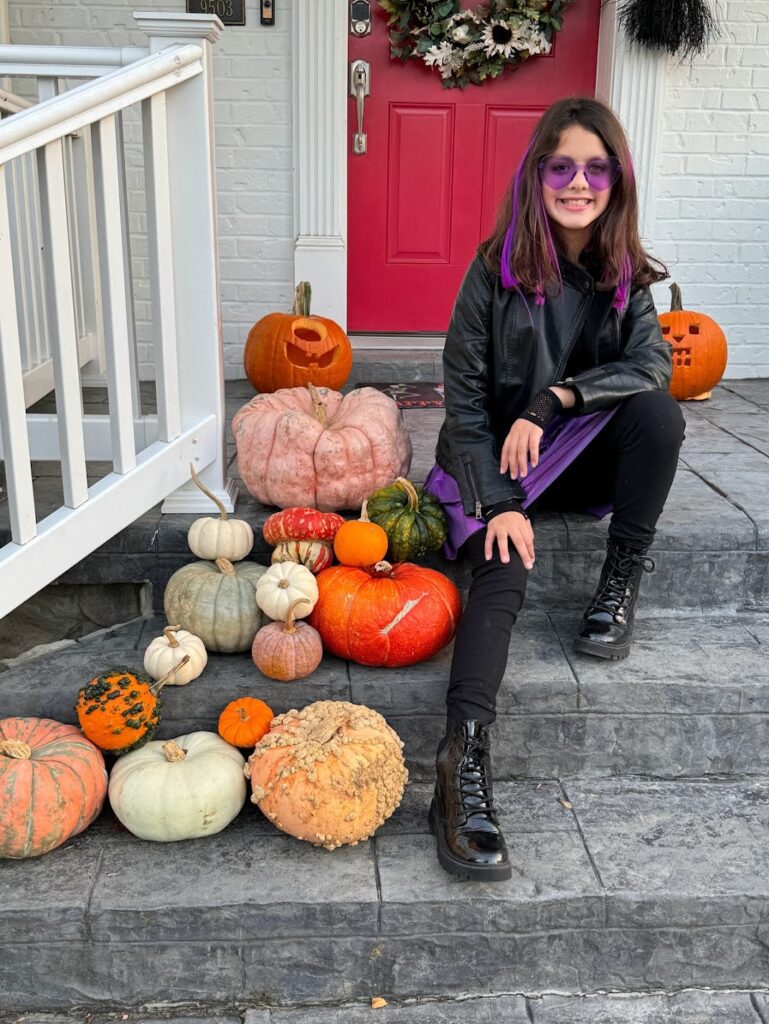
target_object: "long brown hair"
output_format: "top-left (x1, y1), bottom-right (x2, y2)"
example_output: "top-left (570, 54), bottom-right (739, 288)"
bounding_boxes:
top-left (479, 96), bottom-right (667, 308)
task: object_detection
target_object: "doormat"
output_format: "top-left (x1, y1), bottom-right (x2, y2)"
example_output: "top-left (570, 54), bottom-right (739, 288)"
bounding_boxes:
top-left (356, 382), bottom-right (444, 408)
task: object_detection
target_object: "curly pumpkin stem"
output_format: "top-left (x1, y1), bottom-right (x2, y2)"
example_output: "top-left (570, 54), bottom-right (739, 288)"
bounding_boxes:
top-left (164, 625), bottom-right (182, 648)
top-left (162, 740), bottom-right (187, 762)
top-left (292, 281), bottom-right (312, 317)
top-left (669, 282), bottom-right (683, 312)
top-left (307, 383), bottom-right (328, 426)
top-left (151, 655), bottom-right (192, 693)
top-left (190, 463), bottom-right (228, 520)
top-left (0, 739), bottom-right (32, 760)
top-left (284, 597), bottom-right (311, 633)
top-left (394, 476), bottom-right (419, 512)
top-left (215, 557), bottom-right (237, 577)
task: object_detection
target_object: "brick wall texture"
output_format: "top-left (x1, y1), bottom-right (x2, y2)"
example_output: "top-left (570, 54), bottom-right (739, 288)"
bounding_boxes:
top-left (7, 0), bottom-right (768, 377)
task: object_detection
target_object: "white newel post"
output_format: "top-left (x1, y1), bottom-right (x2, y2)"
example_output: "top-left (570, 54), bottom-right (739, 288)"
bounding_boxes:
top-left (293, 0), bottom-right (347, 329)
top-left (134, 11), bottom-right (236, 513)
top-left (595, 5), bottom-right (667, 245)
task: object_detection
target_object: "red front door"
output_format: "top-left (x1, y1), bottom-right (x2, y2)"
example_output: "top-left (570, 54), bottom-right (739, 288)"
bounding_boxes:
top-left (347, 1), bottom-right (602, 333)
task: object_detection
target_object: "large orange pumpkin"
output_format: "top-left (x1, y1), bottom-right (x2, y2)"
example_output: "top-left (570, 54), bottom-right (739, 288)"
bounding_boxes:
top-left (659, 282), bottom-right (727, 401)
top-left (309, 560), bottom-right (462, 667)
top-left (244, 282), bottom-right (352, 394)
top-left (0, 717), bottom-right (108, 859)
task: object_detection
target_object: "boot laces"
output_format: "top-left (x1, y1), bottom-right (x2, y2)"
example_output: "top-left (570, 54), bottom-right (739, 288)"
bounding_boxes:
top-left (456, 734), bottom-right (497, 825)
top-left (589, 548), bottom-right (655, 619)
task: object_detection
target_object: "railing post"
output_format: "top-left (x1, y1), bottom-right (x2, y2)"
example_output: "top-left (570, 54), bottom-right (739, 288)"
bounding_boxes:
top-left (133, 11), bottom-right (235, 513)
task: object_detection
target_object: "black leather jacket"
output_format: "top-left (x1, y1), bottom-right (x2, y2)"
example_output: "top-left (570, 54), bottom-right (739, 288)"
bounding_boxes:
top-left (435, 252), bottom-right (673, 517)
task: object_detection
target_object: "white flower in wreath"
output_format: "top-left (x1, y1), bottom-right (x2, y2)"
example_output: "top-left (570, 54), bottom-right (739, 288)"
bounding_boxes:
top-left (423, 40), bottom-right (458, 70)
top-left (451, 23), bottom-right (472, 44)
top-left (481, 19), bottom-right (521, 60)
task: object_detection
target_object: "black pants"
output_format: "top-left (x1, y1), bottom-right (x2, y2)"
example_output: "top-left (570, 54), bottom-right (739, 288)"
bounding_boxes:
top-left (447, 390), bottom-right (686, 725)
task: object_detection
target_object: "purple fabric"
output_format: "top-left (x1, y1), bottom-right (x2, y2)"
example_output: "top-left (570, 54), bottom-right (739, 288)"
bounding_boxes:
top-left (424, 408), bottom-right (618, 559)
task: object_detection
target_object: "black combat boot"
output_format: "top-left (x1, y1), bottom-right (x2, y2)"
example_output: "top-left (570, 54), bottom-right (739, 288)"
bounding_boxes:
top-left (428, 719), bottom-right (511, 882)
top-left (573, 538), bottom-right (655, 661)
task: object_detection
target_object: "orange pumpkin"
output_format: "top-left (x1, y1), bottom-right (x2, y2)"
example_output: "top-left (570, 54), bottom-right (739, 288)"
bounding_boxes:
top-left (244, 282), bottom-right (352, 394)
top-left (309, 560), bottom-right (462, 668)
top-left (333, 501), bottom-right (389, 567)
top-left (0, 717), bottom-right (108, 858)
top-left (659, 283), bottom-right (727, 401)
top-left (75, 666), bottom-right (171, 755)
top-left (218, 697), bottom-right (275, 748)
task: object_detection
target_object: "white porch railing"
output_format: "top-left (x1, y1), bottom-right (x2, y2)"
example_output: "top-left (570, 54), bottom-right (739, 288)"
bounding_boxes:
top-left (0, 13), bottom-right (235, 620)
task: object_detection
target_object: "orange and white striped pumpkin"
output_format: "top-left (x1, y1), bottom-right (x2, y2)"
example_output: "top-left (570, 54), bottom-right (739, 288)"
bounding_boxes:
top-left (0, 717), bottom-right (108, 859)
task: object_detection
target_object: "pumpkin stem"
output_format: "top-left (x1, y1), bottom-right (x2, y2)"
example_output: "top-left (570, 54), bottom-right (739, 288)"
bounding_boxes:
top-left (164, 625), bottom-right (182, 648)
top-left (292, 281), bottom-right (312, 317)
top-left (284, 597), bottom-right (311, 633)
top-left (215, 557), bottom-right (237, 577)
top-left (190, 463), bottom-right (228, 520)
top-left (237, 707), bottom-right (250, 722)
top-left (307, 383), bottom-right (328, 426)
top-left (394, 477), bottom-right (419, 512)
top-left (669, 282), bottom-right (683, 312)
top-left (359, 500), bottom-right (371, 523)
top-left (0, 739), bottom-right (32, 760)
top-left (152, 655), bottom-right (192, 692)
top-left (162, 740), bottom-right (187, 762)
top-left (372, 560), bottom-right (393, 576)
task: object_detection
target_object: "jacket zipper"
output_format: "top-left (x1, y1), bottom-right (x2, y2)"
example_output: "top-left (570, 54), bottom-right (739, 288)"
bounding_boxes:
top-left (461, 458), bottom-right (483, 520)
top-left (552, 291), bottom-right (592, 383)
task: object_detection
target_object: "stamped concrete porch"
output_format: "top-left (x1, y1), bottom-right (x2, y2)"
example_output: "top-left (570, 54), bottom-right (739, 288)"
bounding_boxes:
top-left (2, 371), bottom-right (769, 1014)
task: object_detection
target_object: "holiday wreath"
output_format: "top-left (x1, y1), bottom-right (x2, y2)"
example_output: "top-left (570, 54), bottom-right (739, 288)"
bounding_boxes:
top-left (379, 0), bottom-right (571, 89)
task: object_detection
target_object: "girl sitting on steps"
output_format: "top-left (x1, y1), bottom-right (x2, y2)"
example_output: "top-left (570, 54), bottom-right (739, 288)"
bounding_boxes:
top-left (424, 96), bottom-right (685, 883)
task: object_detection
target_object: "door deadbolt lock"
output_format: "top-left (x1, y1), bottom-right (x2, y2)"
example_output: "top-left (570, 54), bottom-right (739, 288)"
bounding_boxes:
top-left (350, 0), bottom-right (371, 36)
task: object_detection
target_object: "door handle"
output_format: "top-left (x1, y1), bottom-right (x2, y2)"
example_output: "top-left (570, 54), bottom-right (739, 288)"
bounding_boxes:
top-left (349, 60), bottom-right (370, 155)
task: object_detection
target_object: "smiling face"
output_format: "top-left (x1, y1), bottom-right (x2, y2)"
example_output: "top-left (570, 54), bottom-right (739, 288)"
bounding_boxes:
top-left (540, 124), bottom-right (614, 262)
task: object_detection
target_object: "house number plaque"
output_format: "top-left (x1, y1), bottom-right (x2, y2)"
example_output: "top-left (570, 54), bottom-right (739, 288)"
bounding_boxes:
top-left (186, 0), bottom-right (246, 26)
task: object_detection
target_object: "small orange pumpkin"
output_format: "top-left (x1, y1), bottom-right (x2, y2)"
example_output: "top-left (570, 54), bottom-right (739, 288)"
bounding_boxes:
top-left (74, 662), bottom-right (187, 756)
top-left (333, 501), bottom-right (389, 567)
top-left (244, 282), bottom-right (352, 394)
top-left (659, 283), bottom-right (727, 401)
top-left (218, 697), bottom-right (275, 748)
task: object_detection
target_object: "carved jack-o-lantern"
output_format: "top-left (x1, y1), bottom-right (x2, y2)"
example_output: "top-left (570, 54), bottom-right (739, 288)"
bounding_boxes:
top-left (244, 282), bottom-right (353, 394)
top-left (658, 283), bottom-right (727, 401)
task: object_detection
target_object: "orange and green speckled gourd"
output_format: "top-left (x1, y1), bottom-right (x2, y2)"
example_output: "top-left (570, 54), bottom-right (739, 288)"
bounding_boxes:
top-left (75, 667), bottom-right (162, 756)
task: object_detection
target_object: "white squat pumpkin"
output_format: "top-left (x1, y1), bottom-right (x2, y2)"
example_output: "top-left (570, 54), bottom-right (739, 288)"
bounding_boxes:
top-left (187, 464), bottom-right (254, 562)
top-left (108, 731), bottom-right (246, 842)
top-left (256, 562), bottom-right (318, 622)
top-left (143, 625), bottom-right (208, 686)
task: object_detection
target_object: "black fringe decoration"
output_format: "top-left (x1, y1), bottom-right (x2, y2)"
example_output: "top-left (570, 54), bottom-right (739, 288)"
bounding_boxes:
top-left (616, 0), bottom-right (719, 60)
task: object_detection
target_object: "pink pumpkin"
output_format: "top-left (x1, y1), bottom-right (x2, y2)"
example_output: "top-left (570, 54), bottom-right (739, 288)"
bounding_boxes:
top-left (232, 384), bottom-right (413, 512)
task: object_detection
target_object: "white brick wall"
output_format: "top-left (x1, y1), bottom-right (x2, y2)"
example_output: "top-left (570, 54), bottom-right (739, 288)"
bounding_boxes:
top-left (8, 3), bottom-right (768, 378)
top-left (8, 0), bottom-right (295, 379)
top-left (650, 2), bottom-right (769, 377)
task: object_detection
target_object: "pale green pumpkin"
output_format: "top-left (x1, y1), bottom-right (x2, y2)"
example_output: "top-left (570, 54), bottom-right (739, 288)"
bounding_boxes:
top-left (163, 557), bottom-right (267, 653)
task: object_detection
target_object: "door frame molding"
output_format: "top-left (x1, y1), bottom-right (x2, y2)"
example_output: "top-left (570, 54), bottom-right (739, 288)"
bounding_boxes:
top-left (292, 0), bottom-right (667, 333)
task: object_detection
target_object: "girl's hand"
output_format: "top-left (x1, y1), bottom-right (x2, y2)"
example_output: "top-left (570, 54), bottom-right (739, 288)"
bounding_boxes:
top-left (500, 419), bottom-right (544, 480)
top-left (484, 511), bottom-right (535, 570)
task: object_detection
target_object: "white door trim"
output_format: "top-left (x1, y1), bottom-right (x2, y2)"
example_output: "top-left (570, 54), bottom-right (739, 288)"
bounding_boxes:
top-left (292, 1), bottom-right (667, 336)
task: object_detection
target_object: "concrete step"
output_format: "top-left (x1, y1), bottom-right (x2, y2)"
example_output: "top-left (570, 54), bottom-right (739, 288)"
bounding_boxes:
top-left (3, 768), bottom-right (769, 1008)
top-left (9, 991), bottom-right (768, 1022)
top-left (3, 611), bottom-right (769, 781)
top-left (2, 381), bottom-right (768, 617)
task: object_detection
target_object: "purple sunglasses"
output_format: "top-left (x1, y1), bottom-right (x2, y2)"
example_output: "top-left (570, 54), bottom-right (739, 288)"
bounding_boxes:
top-left (538, 155), bottom-right (622, 192)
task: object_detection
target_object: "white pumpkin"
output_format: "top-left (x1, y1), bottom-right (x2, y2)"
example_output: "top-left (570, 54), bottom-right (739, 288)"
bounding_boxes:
top-left (187, 464), bottom-right (254, 562)
top-left (143, 625), bottom-right (208, 686)
top-left (108, 731), bottom-right (246, 842)
top-left (256, 562), bottom-right (318, 622)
